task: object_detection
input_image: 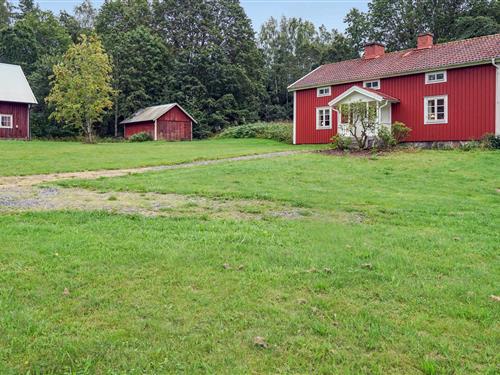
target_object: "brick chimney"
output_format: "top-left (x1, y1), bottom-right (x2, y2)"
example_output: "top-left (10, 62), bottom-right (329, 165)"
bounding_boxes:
top-left (363, 42), bottom-right (385, 59)
top-left (417, 33), bottom-right (434, 49)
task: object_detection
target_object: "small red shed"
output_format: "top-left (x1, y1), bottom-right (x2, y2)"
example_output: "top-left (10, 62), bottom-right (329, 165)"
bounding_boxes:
top-left (121, 103), bottom-right (196, 141)
top-left (0, 63), bottom-right (38, 140)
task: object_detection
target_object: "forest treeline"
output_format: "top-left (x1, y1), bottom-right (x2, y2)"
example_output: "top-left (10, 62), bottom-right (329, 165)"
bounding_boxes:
top-left (0, 0), bottom-right (498, 138)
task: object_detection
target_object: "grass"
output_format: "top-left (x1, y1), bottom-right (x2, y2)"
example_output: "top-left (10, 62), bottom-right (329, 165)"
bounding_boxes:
top-left (1, 147), bottom-right (499, 373)
top-left (0, 138), bottom-right (318, 176)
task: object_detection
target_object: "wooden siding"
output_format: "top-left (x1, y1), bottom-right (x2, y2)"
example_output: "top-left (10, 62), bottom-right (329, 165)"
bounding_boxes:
top-left (156, 106), bottom-right (192, 141)
top-left (0, 101), bottom-right (29, 139)
top-left (124, 121), bottom-right (154, 138)
top-left (294, 64), bottom-right (496, 144)
top-left (123, 106), bottom-right (193, 141)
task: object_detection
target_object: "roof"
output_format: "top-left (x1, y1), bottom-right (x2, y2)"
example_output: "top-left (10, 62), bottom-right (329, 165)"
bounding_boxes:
top-left (289, 33), bottom-right (500, 91)
top-left (120, 103), bottom-right (197, 125)
top-left (0, 63), bottom-right (37, 104)
top-left (328, 86), bottom-right (399, 107)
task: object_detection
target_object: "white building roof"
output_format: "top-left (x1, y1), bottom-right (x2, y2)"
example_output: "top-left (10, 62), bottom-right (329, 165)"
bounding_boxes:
top-left (0, 63), bottom-right (38, 104)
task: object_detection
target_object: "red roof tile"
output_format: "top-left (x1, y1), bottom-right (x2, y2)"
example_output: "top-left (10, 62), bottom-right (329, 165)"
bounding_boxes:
top-left (288, 33), bottom-right (500, 91)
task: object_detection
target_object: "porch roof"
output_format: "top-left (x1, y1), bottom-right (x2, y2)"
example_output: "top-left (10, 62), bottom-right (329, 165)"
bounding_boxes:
top-left (328, 86), bottom-right (400, 107)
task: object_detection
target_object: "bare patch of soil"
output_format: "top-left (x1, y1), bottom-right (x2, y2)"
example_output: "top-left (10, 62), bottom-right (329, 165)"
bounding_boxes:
top-left (0, 185), bottom-right (315, 220)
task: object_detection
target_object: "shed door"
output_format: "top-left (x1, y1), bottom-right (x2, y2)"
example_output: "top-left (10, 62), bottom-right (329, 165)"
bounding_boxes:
top-left (157, 120), bottom-right (191, 141)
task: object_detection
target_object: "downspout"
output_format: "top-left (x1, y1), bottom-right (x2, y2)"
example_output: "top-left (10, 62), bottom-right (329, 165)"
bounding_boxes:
top-left (331, 105), bottom-right (341, 135)
top-left (492, 58), bottom-right (500, 136)
top-left (378, 100), bottom-right (390, 127)
top-left (154, 119), bottom-right (158, 141)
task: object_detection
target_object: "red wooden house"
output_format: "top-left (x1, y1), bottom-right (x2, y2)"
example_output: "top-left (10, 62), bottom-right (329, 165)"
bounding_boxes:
top-left (0, 63), bottom-right (38, 140)
top-left (121, 103), bottom-right (196, 141)
top-left (288, 33), bottom-right (500, 144)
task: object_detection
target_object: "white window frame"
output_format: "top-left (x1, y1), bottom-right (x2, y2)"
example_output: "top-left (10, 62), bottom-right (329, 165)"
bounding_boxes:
top-left (425, 71), bottom-right (447, 84)
top-left (0, 114), bottom-right (13, 129)
top-left (424, 95), bottom-right (448, 124)
top-left (316, 107), bottom-right (332, 129)
top-left (363, 80), bottom-right (381, 90)
top-left (317, 86), bottom-right (331, 97)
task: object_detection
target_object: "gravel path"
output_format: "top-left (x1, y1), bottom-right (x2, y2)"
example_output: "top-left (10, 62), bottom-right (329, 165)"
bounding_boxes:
top-left (0, 150), bottom-right (302, 187)
top-left (0, 150), bottom-right (312, 219)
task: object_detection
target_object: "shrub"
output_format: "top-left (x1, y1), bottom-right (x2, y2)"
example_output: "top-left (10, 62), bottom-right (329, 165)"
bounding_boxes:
top-left (330, 134), bottom-right (352, 150)
top-left (391, 121), bottom-right (411, 143)
top-left (218, 122), bottom-right (292, 143)
top-left (129, 131), bottom-right (153, 142)
top-left (459, 140), bottom-right (481, 151)
top-left (377, 126), bottom-right (396, 149)
top-left (480, 133), bottom-right (500, 149)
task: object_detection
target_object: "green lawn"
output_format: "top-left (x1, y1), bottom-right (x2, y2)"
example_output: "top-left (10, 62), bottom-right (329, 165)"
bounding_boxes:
top-left (0, 138), bottom-right (317, 176)
top-left (1, 148), bottom-right (499, 373)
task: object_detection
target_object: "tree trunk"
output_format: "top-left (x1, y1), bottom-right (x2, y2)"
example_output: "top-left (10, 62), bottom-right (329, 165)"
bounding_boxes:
top-left (85, 119), bottom-right (94, 143)
top-left (114, 100), bottom-right (118, 138)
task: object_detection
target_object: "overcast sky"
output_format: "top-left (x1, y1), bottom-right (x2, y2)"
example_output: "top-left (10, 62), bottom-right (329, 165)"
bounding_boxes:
top-left (10, 0), bottom-right (369, 32)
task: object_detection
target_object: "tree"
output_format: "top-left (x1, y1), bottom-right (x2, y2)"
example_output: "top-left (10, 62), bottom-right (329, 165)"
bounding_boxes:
top-left (152, 0), bottom-right (264, 135)
top-left (0, 0), bottom-right (11, 27)
top-left (339, 101), bottom-right (378, 149)
top-left (104, 26), bottom-right (173, 136)
top-left (74, 0), bottom-right (96, 31)
top-left (258, 16), bottom-right (355, 121)
top-left (16, 0), bottom-right (37, 17)
top-left (46, 34), bottom-right (115, 143)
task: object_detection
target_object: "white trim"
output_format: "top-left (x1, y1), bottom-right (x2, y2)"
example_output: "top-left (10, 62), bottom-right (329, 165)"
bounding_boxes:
top-left (317, 86), bottom-right (331, 97)
top-left (287, 65), bottom-right (323, 90)
top-left (293, 91), bottom-right (297, 144)
top-left (328, 86), bottom-right (398, 107)
top-left (316, 107), bottom-right (332, 130)
top-left (0, 113), bottom-right (13, 129)
top-left (424, 95), bottom-right (448, 124)
top-left (190, 121), bottom-right (193, 141)
top-left (363, 80), bottom-right (380, 90)
top-left (425, 71), bottom-right (447, 84)
top-left (288, 60), bottom-right (493, 92)
top-left (154, 119), bottom-right (158, 140)
top-left (493, 58), bottom-right (500, 136)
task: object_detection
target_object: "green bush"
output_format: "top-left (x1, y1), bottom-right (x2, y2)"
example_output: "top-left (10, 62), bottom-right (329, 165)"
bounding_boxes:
top-left (480, 133), bottom-right (500, 149)
top-left (218, 122), bottom-right (292, 143)
top-left (391, 121), bottom-right (411, 143)
top-left (459, 140), bottom-right (481, 151)
top-left (330, 134), bottom-right (352, 150)
top-left (377, 126), bottom-right (396, 149)
top-left (129, 132), bottom-right (153, 142)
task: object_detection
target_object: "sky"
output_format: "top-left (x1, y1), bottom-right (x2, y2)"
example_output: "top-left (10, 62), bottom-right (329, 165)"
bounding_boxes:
top-left (11, 0), bottom-right (370, 32)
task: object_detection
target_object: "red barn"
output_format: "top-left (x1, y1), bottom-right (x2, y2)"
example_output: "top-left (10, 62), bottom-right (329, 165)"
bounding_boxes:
top-left (288, 33), bottom-right (500, 144)
top-left (0, 63), bottom-right (38, 140)
top-left (121, 103), bottom-right (196, 141)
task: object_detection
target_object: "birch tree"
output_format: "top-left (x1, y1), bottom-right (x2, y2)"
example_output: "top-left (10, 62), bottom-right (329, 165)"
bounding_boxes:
top-left (46, 34), bottom-right (114, 143)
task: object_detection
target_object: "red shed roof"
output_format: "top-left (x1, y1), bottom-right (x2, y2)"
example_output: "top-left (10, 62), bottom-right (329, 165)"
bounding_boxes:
top-left (288, 33), bottom-right (500, 91)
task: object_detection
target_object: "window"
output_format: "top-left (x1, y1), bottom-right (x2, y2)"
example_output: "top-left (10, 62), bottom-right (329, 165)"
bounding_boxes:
top-left (0, 114), bottom-right (12, 129)
top-left (425, 71), bottom-right (447, 84)
top-left (363, 80), bottom-right (380, 90)
top-left (317, 86), bottom-right (331, 97)
top-left (424, 95), bottom-right (448, 124)
top-left (316, 107), bottom-right (332, 129)
top-left (338, 102), bottom-right (377, 125)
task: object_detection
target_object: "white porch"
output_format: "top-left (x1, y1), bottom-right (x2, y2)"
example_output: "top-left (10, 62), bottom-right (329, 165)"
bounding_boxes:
top-left (328, 86), bottom-right (399, 138)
